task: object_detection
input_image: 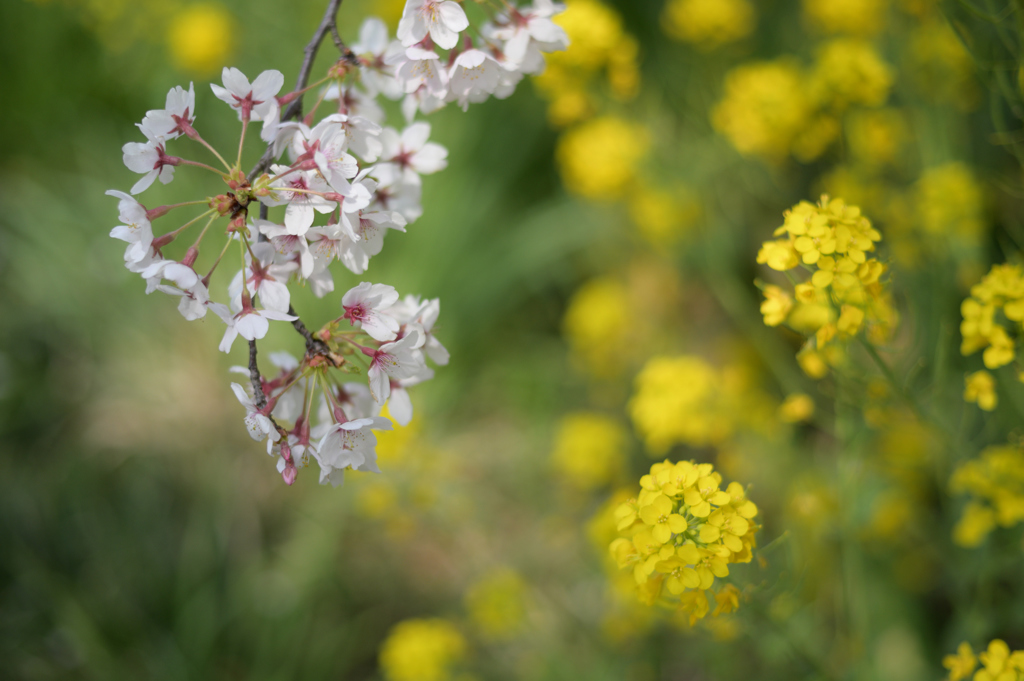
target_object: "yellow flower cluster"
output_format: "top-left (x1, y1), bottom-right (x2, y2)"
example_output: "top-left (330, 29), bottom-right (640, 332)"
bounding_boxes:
top-left (713, 40), bottom-right (893, 162)
top-left (757, 196), bottom-right (895, 378)
top-left (555, 116), bottom-right (650, 199)
top-left (550, 412), bottom-right (627, 491)
top-left (629, 356), bottom-right (759, 454)
top-left (960, 264), bottom-right (1024, 370)
top-left (944, 640), bottom-right (1024, 681)
top-left (950, 444), bottom-right (1024, 548)
top-left (167, 3), bottom-right (233, 74)
top-left (464, 570), bottom-right (528, 641)
top-left (379, 618), bottom-right (466, 681)
top-left (534, 0), bottom-right (640, 126)
top-left (562, 276), bottom-right (631, 377)
top-left (609, 461), bottom-right (758, 624)
top-left (803, 0), bottom-right (889, 36)
top-left (661, 0), bottom-right (756, 50)
top-left (711, 60), bottom-right (813, 161)
top-left (964, 370), bottom-right (997, 412)
top-left (916, 163), bottom-right (985, 239)
top-left (779, 393), bottom-right (816, 423)
top-left (810, 39), bottom-right (894, 110)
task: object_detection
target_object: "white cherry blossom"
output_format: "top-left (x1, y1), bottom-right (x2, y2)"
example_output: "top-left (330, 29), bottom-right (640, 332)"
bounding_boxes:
top-left (106, 190), bottom-right (154, 265)
top-left (230, 382), bottom-right (282, 444)
top-left (391, 47), bottom-right (449, 98)
top-left (156, 280), bottom-right (212, 321)
top-left (228, 242), bottom-right (298, 313)
top-left (139, 83), bottom-right (197, 141)
top-left (448, 50), bottom-right (501, 110)
top-left (287, 115), bottom-right (360, 190)
top-left (210, 67), bottom-right (284, 123)
top-left (261, 166), bottom-right (335, 236)
top-left (140, 259), bottom-right (200, 290)
top-left (387, 365), bottom-right (434, 426)
top-left (391, 295), bottom-right (449, 365)
top-left (366, 329), bottom-right (427, 404)
top-left (219, 296), bottom-right (297, 353)
top-left (379, 122), bottom-right (448, 183)
top-left (352, 18), bottom-right (404, 100)
top-left (342, 282), bottom-right (400, 341)
top-left (370, 163), bottom-right (424, 222)
top-left (257, 219), bottom-right (316, 278)
top-left (488, 0), bottom-right (569, 74)
top-left (122, 138), bottom-right (176, 195)
top-left (401, 86), bottom-right (448, 122)
top-left (307, 261), bottom-right (336, 298)
top-left (324, 84), bottom-right (386, 124)
top-left (313, 416), bottom-right (392, 487)
top-left (397, 0), bottom-right (469, 50)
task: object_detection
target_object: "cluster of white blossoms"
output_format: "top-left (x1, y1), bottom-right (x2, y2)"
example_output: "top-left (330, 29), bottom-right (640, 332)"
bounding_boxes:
top-left (108, 1), bottom-right (569, 486)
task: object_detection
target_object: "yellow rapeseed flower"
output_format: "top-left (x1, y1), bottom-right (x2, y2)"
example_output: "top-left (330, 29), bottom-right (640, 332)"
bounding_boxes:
top-left (711, 60), bottom-right (812, 161)
top-left (534, 0), bottom-right (641, 123)
top-left (915, 163), bottom-right (985, 239)
top-left (779, 393), bottom-right (815, 423)
top-left (628, 356), bottom-right (733, 453)
top-left (959, 263), bottom-right (1023, 370)
top-left (943, 642), bottom-right (977, 681)
top-left (167, 3), bottom-right (234, 74)
top-left (950, 444), bottom-right (1024, 547)
top-left (563, 277), bottom-right (631, 378)
top-left (809, 39), bottom-right (894, 110)
top-left (964, 370), bottom-right (997, 411)
top-left (757, 196), bottom-right (892, 375)
top-left (556, 117), bottom-right (650, 199)
top-left (379, 619), bottom-right (466, 681)
top-left (551, 0), bottom-right (624, 70)
top-left (550, 412), bottom-right (627, 490)
top-left (661, 0), bottom-right (756, 50)
top-left (760, 285), bottom-right (794, 327)
top-left (608, 35), bottom-right (641, 100)
top-left (977, 640), bottom-right (1024, 681)
top-left (803, 0), bottom-right (889, 35)
top-left (610, 460), bottom-right (758, 621)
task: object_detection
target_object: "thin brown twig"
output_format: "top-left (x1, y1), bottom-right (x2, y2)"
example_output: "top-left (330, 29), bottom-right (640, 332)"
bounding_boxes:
top-left (289, 305), bottom-right (331, 356)
top-left (247, 0), bottom-right (346, 183)
top-left (249, 339), bottom-right (269, 411)
top-left (247, 0), bottom-right (347, 407)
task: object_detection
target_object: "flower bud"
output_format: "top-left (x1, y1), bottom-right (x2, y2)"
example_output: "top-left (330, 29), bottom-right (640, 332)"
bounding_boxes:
top-left (228, 213), bottom-right (248, 233)
top-left (224, 167), bottom-right (247, 190)
top-left (281, 460), bottom-right (297, 486)
top-left (147, 205), bottom-right (174, 221)
top-left (252, 174), bottom-right (273, 197)
top-left (181, 246), bottom-right (199, 268)
top-left (210, 193), bottom-right (236, 216)
top-left (327, 60), bottom-right (351, 80)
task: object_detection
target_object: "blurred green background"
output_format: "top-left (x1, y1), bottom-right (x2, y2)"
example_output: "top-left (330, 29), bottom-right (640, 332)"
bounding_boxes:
top-left (4, 0), bottom-right (1024, 679)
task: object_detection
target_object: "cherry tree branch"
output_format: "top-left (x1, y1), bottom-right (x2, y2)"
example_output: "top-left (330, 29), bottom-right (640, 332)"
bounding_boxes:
top-left (249, 339), bottom-right (269, 410)
top-left (247, 0), bottom-right (347, 183)
top-left (289, 305), bottom-right (331, 356)
top-left (246, 0), bottom-right (347, 407)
